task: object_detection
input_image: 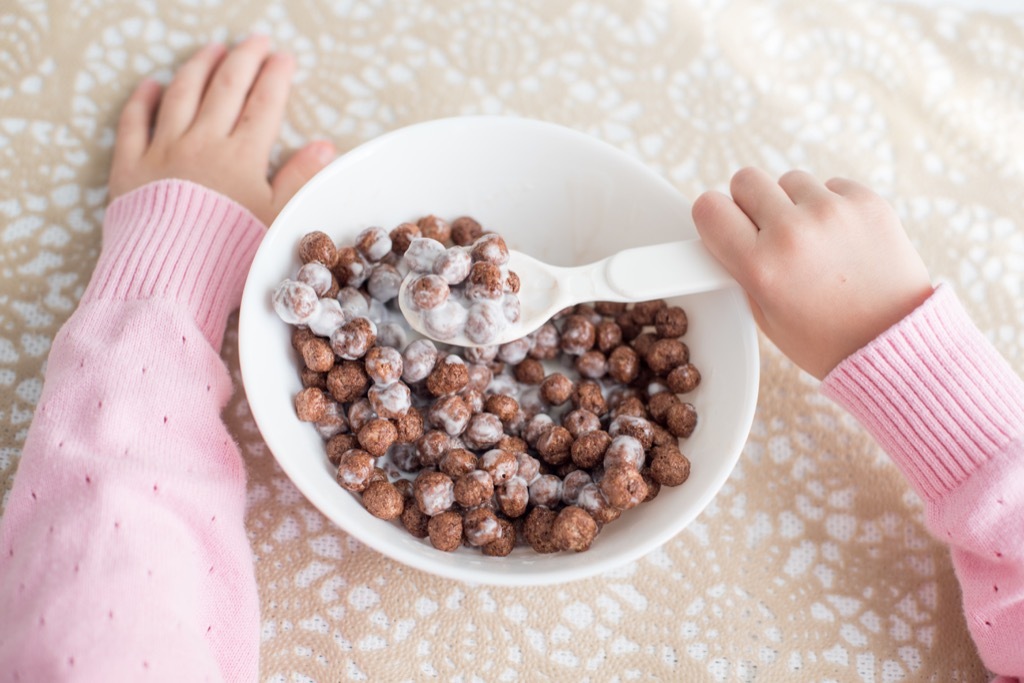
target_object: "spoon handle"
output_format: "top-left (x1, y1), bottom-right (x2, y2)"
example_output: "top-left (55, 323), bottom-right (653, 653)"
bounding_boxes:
top-left (601, 239), bottom-right (735, 300)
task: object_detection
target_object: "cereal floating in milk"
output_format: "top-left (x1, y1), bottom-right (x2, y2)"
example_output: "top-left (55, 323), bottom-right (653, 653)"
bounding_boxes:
top-left (272, 215), bottom-right (701, 557)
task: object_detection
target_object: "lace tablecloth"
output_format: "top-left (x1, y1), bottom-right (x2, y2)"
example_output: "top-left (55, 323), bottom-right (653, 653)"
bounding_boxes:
top-left (3, 1), bottom-right (1022, 680)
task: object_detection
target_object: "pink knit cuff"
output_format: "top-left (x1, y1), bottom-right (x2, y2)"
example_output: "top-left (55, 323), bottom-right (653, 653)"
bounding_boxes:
top-left (821, 284), bottom-right (1024, 502)
top-left (83, 179), bottom-right (265, 351)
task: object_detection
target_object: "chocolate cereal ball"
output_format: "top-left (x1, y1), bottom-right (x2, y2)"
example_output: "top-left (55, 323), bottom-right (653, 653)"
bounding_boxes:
top-left (529, 474), bottom-right (564, 508)
top-left (552, 506), bottom-right (598, 552)
top-left (470, 233), bottom-right (509, 265)
top-left (415, 430), bottom-right (451, 468)
top-left (664, 402), bottom-right (698, 438)
top-left (631, 299), bottom-right (667, 325)
top-left (561, 409), bottom-right (601, 439)
top-left (300, 337), bottom-right (334, 373)
top-left (414, 470), bottom-right (455, 516)
top-left (454, 469), bottom-right (494, 508)
top-left (522, 507), bottom-right (559, 554)
top-left (650, 446), bottom-right (691, 486)
top-left (603, 435), bottom-right (646, 471)
top-left (409, 274), bottom-right (450, 310)
top-left (390, 443), bottom-right (421, 473)
top-left (465, 262), bottom-right (504, 300)
top-left (300, 366), bottom-right (327, 390)
top-left (426, 355), bottom-right (470, 396)
top-left (647, 391), bottom-right (681, 423)
top-left (654, 306), bottom-right (688, 338)
top-left (368, 382), bottom-right (411, 420)
top-left (336, 449), bottom-right (375, 492)
top-left (362, 480), bottom-right (404, 520)
top-left (600, 464), bottom-right (648, 510)
top-left (428, 394), bottom-right (472, 436)
top-left (595, 321), bottom-right (623, 353)
top-left (666, 363), bottom-right (701, 394)
top-left (330, 317), bottom-right (377, 360)
top-left (326, 434), bottom-right (358, 466)
top-left (463, 507), bottom-right (502, 546)
top-left (434, 248), bottom-right (473, 285)
top-left (482, 519), bottom-right (517, 557)
top-left (577, 482), bottom-right (622, 525)
top-left (394, 406), bottom-right (425, 443)
top-left (594, 301), bottom-right (628, 316)
top-left (401, 499), bottom-right (430, 538)
top-left (497, 476), bottom-right (530, 518)
top-left (298, 230), bottom-right (337, 267)
top-left (630, 331), bottom-right (658, 359)
top-left (357, 418), bottom-right (398, 458)
top-left (389, 222), bottom-right (421, 255)
top-left (645, 338), bottom-right (689, 376)
top-left (609, 415), bottom-right (655, 449)
top-left (575, 350), bottom-right (608, 379)
top-left (479, 448), bottom-right (518, 484)
top-left (451, 216), bottom-right (484, 246)
top-left (417, 214), bottom-right (451, 243)
top-left (571, 380), bottom-right (607, 416)
top-left (513, 358), bottom-right (545, 385)
top-left (332, 246), bottom-right (372, 287)
top-left (573, 432), bottom-right (610, 471)
top-left (607, 346), bottom-right (641, 384)
top-left (401, 339), bottom-right (439, 384)
top-left (540, 373), bottom-right (574, 406)
top-left (559, 315), bottom-right (596, 355)
top-left (355, 226), bottom-right (392, 263)
top-left (326, 361), bottom-right (369, 403)
top-left (295, 387), bottom-right (330, 422)
top-left (427, 510), bottom-right (462, 552)
top-left (535, 425), bottom-right (573, 466)
top-left (440, 448), bottom-right (478, 478)
top-left (484, 394), bottom-right (519, 424)
top-left (462, 412), bottom-right (504, 450)
top-left (527, 323), bottom-right (560, 360)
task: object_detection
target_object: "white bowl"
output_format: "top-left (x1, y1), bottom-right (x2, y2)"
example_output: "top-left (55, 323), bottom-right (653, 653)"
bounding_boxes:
top-left (239, 116), bottom-right (759, 586)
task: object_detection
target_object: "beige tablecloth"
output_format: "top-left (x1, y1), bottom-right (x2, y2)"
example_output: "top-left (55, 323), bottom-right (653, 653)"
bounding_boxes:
top-left (3, 1), bottom-right (1022, 680)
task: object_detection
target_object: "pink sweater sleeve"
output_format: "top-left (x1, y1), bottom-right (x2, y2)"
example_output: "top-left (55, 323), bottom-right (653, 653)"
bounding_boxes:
top-left (0, 180), bottom-right (265, 682)
top-left (822, 284), bottom-right (1024, 681)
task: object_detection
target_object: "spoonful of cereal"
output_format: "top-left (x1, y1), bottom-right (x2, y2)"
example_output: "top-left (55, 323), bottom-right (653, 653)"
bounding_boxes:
top-left (398, 234), bottom-right (736, 348)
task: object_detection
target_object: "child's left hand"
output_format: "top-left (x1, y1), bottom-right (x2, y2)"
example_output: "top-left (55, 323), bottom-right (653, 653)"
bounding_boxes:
top-left (108, 35), bottom-right (335, 226)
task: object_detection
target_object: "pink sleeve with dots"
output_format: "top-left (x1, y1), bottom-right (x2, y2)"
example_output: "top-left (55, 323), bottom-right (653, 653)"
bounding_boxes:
top-left (0, 180), bottom-right (265, 682)
top-left (822, 284), bottom-right (1024, 681)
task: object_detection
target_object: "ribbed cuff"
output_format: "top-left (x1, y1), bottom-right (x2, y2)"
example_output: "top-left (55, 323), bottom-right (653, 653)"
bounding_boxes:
top-left (822, 284), bottom-right (1024, 502)
top-left (83, 179), bottom-right (265, 351)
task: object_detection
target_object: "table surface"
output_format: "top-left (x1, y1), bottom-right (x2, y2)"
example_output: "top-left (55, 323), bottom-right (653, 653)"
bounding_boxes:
top-left (3, 1), bottom-right (1022, 680)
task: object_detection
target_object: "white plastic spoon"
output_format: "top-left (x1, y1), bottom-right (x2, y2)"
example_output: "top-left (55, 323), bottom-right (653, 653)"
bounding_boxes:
top-left (398, 239), bottom-right (737, 348)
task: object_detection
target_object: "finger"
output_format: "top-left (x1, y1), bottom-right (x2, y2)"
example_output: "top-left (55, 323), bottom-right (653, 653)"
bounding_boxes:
top-left (270, 140), bottom-right (336, 218)
top-left (777, 169), bottom-right (828, 204)
top-left (194, 34), bottom-right (273, 136)
top-left (152, 43), bottom-right (227, 142)
top-left (729, 167), bottom-right (794, 230)
top-left (112, 78), bottom-right (162, 172)
top-left (824, 176), bottom-right (876, 201)
top-left (692, 190), bottom-right (759, 288)
top-left (232, 51), bottom-right (296, 158)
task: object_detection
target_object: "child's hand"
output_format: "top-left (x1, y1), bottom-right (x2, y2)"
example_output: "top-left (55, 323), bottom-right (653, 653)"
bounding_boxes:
top-left (692, 168), bottom-right (934, 379)
top-left (108, 36), bottom-right (335, 227)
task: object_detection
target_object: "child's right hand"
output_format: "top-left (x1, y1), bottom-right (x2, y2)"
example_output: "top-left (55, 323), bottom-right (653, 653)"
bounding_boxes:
top-left (692, 167), bottom-right (934, 380)
top-left (108, 36), bottom-right (335, 227)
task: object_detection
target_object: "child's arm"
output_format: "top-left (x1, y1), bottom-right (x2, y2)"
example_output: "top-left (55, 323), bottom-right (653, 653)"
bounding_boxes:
top-left (693, 168), bottom-right (1024, 680)
top-left (0, 37), bottom-right (333, 681)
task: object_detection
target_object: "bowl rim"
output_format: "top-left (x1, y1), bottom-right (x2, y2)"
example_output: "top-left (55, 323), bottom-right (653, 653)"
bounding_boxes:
top-left (239, 115), bottom-right (760, 586)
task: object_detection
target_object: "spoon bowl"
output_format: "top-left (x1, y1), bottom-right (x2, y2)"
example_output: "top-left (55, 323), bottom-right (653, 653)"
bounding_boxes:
top-left (398, 238), bottom-right (738, 347)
